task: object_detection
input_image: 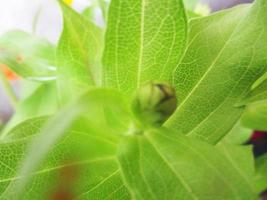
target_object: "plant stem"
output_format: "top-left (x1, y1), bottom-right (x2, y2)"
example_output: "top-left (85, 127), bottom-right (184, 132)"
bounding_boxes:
top-left (0, 69), bottom-right (18, 108)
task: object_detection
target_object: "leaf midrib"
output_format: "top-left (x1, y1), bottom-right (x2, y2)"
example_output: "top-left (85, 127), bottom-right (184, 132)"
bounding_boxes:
top-left (0, 156), bottom-right (115, 184)
top-left (137, 0), bottom-right (146, 88)
top-left (185, 51), bottom-right (257, 138)
top-left (146, 131), bottom-right (251, 199)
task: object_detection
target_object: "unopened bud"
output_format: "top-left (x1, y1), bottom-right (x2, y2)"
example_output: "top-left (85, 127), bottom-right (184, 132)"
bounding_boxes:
top-left (132, 82), bottom-right (177, 127)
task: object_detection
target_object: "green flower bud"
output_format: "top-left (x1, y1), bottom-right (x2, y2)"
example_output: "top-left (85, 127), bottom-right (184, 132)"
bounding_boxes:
top-left (132, 82), bottom-right (177, 127)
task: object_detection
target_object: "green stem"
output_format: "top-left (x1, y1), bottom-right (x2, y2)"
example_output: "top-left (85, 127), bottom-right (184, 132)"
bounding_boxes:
top-left (0, 69), bottom-right (18, 108)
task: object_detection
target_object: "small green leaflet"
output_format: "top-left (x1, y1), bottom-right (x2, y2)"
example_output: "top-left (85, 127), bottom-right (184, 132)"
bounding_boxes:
top-left (165, 1), bottom-right (267, 144)
top-left (221, 121), bottom-right (252, 145)
top-left (0, 30), bottom-right (56, 81)
top-left (103, 0), bottom-right (187, 98)
top-left (57, 1), bottom-right (102, 104)
top-left (0, 82), bottom-right (58, 139)
top-left (5, 116), bottom-right (48, 141)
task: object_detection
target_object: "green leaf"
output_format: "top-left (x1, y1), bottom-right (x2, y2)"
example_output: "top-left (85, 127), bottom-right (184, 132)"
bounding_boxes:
top-left (118, 128), bottom-right (256, 199)
top-left (221, 121), bottom-right (252, 145)
top-left (0, 30), bottom-right (56, 81)
top-left (1, 88), bottom-right (131, 199)
top-left (255, 154), bottom-right (267, 193)
top-left (216, 143), bottom-right (255, 189)
top-left (165, 2), bottom-right (267, 144)
top-left (0, 126), bottom-right (130, 199)
top-left (241, 100), bottom-right (267, 131)
top-left (103, 0), bottom-right (187, 97)
top-left (5, 116), bottom-right (48, 141)
top-left (0, 82), bottom-right (58, 139)
top-left (0, 88), bottom-right (257, 199)
top-left (57, 1), bottom-right (102, 104)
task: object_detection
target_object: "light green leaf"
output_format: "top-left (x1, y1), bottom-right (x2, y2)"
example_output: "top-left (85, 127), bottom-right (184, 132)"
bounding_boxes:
top-left (118, 128), bottom-right (256, 199)
top-left (0, 127), bottom-right (129, 199)
top-left (103, 0), bottom-right (187, 97)
top-left (0, 82), bottom-right (58, 139)
top-left (238, 79), bottom-right (267, 106)
top-left (165, 2), bottom-right (267, 144)
top-left (254, 154), bottom-right (267, 193)
top-left (0, 30), bottom-right (56, 81)
top-left (241, 100), bottom-right (267, 131)
top-left (57, 1), bottom-right (102, 104)
top-left (216, 143), bottom-right (255, 189)
top-left (1, 88), bottom-right (131, 199)
top-left (5, 116), bottom-right (48, 141)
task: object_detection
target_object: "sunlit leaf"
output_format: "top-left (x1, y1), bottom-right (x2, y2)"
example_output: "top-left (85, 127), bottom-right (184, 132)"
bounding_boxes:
top-left (57, 1), bottom-right (102, 104)
top-left (0, 82), bottom-right (58, 139)
top-left (118, 128), bottom-right (256, 199)
top-left (103, 0), bottom-right (187, 97)
top-left (1, 88), bottom-right (131, 199)
top-left (5, 116), bottom-right (48, 141)
top-left (0, 127), bottom-right (129, 199)
top-left (165, 2), bottom-right (267, 144)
